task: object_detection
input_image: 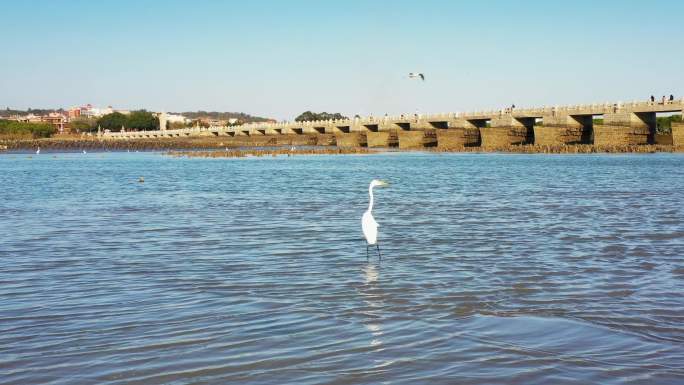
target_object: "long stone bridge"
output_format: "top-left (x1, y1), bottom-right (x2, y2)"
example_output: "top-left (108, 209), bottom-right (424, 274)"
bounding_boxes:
top-left (103, 99), bottom-right (684, 148)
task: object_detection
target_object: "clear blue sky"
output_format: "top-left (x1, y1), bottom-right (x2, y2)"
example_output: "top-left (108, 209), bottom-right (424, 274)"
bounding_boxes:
top-left (1, 0), bottom-right (682, 120)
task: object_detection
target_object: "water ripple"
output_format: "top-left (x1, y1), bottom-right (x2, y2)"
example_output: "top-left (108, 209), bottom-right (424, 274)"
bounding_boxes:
top-left (1, 152), bottom-right (683, 384)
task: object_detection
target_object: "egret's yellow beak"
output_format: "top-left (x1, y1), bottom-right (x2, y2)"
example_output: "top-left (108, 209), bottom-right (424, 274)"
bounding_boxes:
top-left (379, 180), bottom-right (390, 187)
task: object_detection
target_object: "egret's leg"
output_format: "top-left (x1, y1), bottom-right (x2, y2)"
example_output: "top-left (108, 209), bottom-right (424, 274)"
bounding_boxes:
top-left (376, 244), bottom-right (382, 260)
top-left (366, 245), bottom-right (370, 261)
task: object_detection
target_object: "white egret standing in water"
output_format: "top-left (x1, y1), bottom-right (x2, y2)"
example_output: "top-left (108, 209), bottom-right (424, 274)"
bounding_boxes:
top-left (362, 179), bottom-right (389, 259)
top-left (36, 147), bottom-right (40, 155)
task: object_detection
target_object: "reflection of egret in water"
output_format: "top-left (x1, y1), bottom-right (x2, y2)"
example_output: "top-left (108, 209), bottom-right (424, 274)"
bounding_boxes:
top-left (360, 263), bottom-right (384, 348)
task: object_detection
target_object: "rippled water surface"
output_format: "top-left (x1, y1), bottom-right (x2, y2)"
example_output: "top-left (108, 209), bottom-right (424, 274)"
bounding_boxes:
top-left (1, 151), bottom-right (683, 384)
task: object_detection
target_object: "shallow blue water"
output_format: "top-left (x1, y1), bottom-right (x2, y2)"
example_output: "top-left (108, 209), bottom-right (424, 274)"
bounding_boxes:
top-left (1, 151), bottom-right (683, 384)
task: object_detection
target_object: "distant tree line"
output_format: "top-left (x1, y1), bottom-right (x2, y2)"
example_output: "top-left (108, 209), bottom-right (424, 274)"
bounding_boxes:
top-left (656, 115), bottom-right (682, 134)
top-left (178, 111), bottom-right (272, 123)
top-left (294, 111), bottom-right (348, 122)
top-left (0, 119), bottom-right (56, 138)
top-left (67, 110), bottom-right (160, 133)
top-left (1, 107), bottom-right (64, 118)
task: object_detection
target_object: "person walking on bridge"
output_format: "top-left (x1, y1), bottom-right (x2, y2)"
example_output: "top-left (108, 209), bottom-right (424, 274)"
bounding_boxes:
top-left (650, 95), bottom-right (655, 104)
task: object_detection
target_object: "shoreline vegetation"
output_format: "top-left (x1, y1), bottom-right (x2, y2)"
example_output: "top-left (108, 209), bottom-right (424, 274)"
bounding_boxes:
top-left (0, 120), bottom-right (56, 139)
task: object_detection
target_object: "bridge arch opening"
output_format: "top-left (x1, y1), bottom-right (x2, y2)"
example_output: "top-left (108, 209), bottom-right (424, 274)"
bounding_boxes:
top-left (396, 122), bottom-right (410, 131)
top-left (466, 119), bottom-right (490, 128)
top-left (514, 117), bottom-right (536, 129)
top-left (655, 112), bottom-right (681, 144)
top-left (429, 121), bottom-right (449, 129)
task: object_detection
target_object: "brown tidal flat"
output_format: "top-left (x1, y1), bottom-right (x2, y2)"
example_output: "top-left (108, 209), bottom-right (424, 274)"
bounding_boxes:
top-left (430, 144), bottom-right (683, 154)
top-left (166, 147), bottom-right (372, 158)
top-left (0, 134), bottom-right (325, 152)
top-left (2, 136), bottom-right (682, 154)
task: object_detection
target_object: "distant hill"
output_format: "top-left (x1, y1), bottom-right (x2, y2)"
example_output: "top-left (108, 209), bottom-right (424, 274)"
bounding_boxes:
top-left (177, 111), bottom-right (274, 123)
top-left (1, 108), bottom-right (63, 117)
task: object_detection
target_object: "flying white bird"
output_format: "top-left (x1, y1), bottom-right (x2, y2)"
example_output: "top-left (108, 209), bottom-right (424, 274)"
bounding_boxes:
top-left (408, 72), bottom-right (425, 81)
top-left (362, 179), bottom-right (389, 259)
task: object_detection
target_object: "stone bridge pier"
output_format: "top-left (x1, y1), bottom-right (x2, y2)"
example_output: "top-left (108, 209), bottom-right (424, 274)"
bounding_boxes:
top-left (672, 122), bottom-right (684, 146)
top-left (480, 115), bottom-right (535, 147)
top-left (389, 117), bottom-right (441, 149)
top-left (535, 113), bottom-right (593, 145)
top-left (362, 120), bottom-right (396, 147)
top-left (102, 98), bottom-right (684, 148)
top-left (595, 111), bottom-right (656, 146)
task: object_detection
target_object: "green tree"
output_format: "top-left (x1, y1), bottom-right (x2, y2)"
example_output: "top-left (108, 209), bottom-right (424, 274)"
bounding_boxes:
top-left (656, 114), bottom-right (682, 134)
top-left (69, 117), bottom-right (97, 133)
top-left (0, 120), bottom-right (56, 138)
top-left (188, 119), bottom-right (209, 128)
top-left (168, 121), bottom-right (188, 130)
top-left (294, 111), bottom-right (348, 122)
top-left (126, 110), bottom-right (158, 131)
top-left (97, 112), bottom-right (128, 132)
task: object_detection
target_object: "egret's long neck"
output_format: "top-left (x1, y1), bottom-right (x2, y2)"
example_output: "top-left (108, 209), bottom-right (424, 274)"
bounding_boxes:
top-left (368, 185), bottom-right (374, 212)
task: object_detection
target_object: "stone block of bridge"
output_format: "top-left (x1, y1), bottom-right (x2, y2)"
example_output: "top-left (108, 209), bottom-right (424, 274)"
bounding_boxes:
top-left (480, 127), bottom-right (534, 147)
top-left (382, 119), bottom-right (412, 132)
top-left (360, 122), bottom-right (382, 133)
top-left (397, 130), bottom-right (437, 149)
top-left (335, 132), bottom-right (367, 147)
top-left (397, 131), bottom-right (424, 149)
top-left (604, 111), bottom-right (656, 130)
top-left (672, 123), bottom-right (684, 147)
top-left (448, 119), bottom-right (480, 129)
top-left (534, 125), bottom-right (591, 145)
top-left (481, 116), bottom-right (533, 146)
top-left (303, 126), bottom-right (320, 135)
top-left (284, 127), bottom-right (304, 135)
top-left (409, 120), bottom-right (434, 130)
top-left (601, 111), bottom-right (655, 144)
top-left (542, 113), bottom-right (593, 129)
top-left (593, 125), bottom-right (651, 146)
top-left (330, 124), bottom-right (352, 134)
top-left (316, 134), bottom-right (336, 146)
top-left (367, 132), bottom-right (390, 147)
top-left (655, 133), bottom-right (673, 145)
top-left (351, 123), bottom-right (371, 133)
top-left (436, 128), bottom-right (480, 149)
